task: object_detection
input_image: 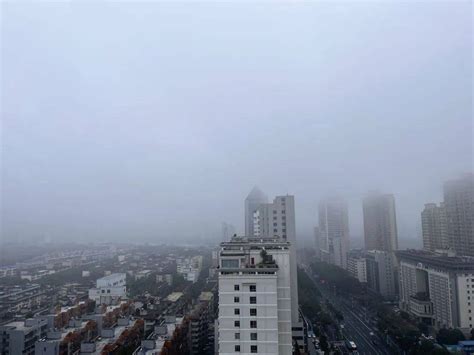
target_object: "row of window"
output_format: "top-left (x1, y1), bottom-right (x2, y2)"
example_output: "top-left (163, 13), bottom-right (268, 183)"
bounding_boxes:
top-left (234, 308), bottom-right (258, 316)
top-left (234, 320), bottom-right (257, 328)
top-left (273, 210), bottom-right (286, 214)
top-left (234, 284), bottom-right (256, 292)
top-left (235, 332), bottom-right (258, 340)
top-left (234, 296), bottom-right (257, 304)
top-left (273, 216), bottom-right (286, 220)
top-left (234, 345), bottom-right (257, 353)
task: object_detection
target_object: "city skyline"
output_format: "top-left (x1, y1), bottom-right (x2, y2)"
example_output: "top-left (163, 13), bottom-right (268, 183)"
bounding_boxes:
top-left (2, 1), bottom-right (471, 245)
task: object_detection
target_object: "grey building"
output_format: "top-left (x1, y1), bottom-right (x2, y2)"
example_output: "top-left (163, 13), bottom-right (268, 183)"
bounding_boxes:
top-left (318, 197), bottom-right (350, 269)
top-left (0, 318), bottom-right (48, 355)
top-left (244, 187), bottom-right (268, 237)
top-left (365, 250), bottom-right (397, 299)
top-left (397, 249), bottom-right (474, 330)
top-left (363, 192), bottom-right (398, 252)
top-left (444, 175), bottom-right (474, 256)
top-left (422, 203), bottom-right (448, 252)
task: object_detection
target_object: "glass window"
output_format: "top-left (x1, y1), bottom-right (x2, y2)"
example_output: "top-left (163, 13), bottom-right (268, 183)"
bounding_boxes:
top-left (222, 259), bottom-right (239, 268)
top-left (234, 297), bottom-right (240, 303)
top-left (249, 285), bottom-right (256, 292)
top-left (234, 285), bottom-right (240, 291)
top-left (250, 320), bottom-right (257, 328)
top-left (234, 308), bottom-right (240, 315)
top-left (251, 333), bottom-right (258, 341)
top-left (235, 345), bottom-right (241, 352)
top-left (251, 345), bottom-right (258, 353)
top-left (250, 296), bottom-right (257, 304)
top-left (250, 308), bottom-right (257, 316)
top-left (235, 333), bottom-right (240, 340)
top-left (234, 321), bottom-right (240, 327)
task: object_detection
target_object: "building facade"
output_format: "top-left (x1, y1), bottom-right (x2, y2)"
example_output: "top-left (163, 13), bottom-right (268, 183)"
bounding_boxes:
top-left (347, 252), bottom-right (367, 283)
top-left (444, 175), bottom-right (474, 256)
top-left (366, 250), bottom-right (396, 299)
top-left (218, 237), bottom-right (293, 355)
top-left (0, 318), bottom-right (48, 355)
top-left (318, 197), bottom-right (350, 269)
top-left (363, 192), bottom-right (398, 252)
top-left (244, 187), bottom-right (268, 237)
top-left (88, 273), bottom-right (126, 305)
top-left (422, 203), bottom-right (448, 252)
top-left (398, 249), bottom-right (474, 330)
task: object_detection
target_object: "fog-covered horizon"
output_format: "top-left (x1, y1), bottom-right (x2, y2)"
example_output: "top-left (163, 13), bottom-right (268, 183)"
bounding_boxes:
top-left (2, 1), bottom-right (472, 246)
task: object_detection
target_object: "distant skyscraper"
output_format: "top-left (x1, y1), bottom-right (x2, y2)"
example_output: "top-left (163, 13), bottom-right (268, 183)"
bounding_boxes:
top-left (421, 203), bottom-right (448, 252)
top-left (444, 175), bottom-right (474, 256)
top-left (244, 187), bottom-right (268, 237)
top-left (363, 192), bottom-right (398, 252)
top-left (318, 197), bottom-right (350, 269)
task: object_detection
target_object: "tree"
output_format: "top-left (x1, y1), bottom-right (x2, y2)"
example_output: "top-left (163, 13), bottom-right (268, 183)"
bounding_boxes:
top-left (436, 328), bottom-right (465, 345)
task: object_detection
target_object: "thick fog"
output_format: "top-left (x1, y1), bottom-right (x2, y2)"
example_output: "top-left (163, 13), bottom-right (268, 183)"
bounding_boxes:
top-left (1, 2), bottom-right (472, 246)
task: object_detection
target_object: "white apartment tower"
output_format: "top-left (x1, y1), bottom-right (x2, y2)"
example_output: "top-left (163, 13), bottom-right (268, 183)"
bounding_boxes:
top-left (318, 197), bottom-right (350, 269)
top-left (218, 237), bottom-right (293, 355)
top-left (244, 187), bottom-right (268, 237)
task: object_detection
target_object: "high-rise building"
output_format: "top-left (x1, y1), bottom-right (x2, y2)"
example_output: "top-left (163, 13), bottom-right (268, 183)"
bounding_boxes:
top-left (421, 203), bottom-right (448, 252)
top-left (222, 222), bottom-right (237, 242)
top-left (347, 250), bottom-right (367, 283)
top-left (363, 192), bottom-right (398, 252)
top-left (318, 197), bottom-right (350, 269)
top-left (244, 187), bottom-right (268, 237)
top-left (444, 175), bottom-right (474, 256)
top-left (252, 195), bottom-right (299, 326)
top-left (398, 249), bottom-right (474, 330)
top-left (217, 236), bottom-right (293, 355)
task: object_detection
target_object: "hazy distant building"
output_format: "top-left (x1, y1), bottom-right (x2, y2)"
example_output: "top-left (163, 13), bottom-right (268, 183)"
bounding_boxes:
top-left (422, 203), bottom-right (448, 252)
top-left (314, 226), bottom-right (321, 259)
top-left (398, 249), bottom-right (474, 330)
top-left (244, 187), bottom-right (268, 237)
top-left (318, 197), bottom-right (350, 269)
top-left (363, 192), bottom-right (398, 252)
top-left (365, 250), bottom-right (396, 299)
top-left (444, 175), bottom-right (474, 256)
top-left (222, 222), bottom-right (236, 242)
top-left (218, 236), bottom-right (293, 354)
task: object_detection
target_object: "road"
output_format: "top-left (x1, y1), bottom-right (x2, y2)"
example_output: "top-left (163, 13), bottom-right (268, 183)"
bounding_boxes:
top-left (303, 266), bottom-right (392, 355)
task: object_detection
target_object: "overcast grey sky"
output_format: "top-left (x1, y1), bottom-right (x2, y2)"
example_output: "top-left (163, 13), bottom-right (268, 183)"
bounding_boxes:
top-left (1, 1), bottom-right (472, 246)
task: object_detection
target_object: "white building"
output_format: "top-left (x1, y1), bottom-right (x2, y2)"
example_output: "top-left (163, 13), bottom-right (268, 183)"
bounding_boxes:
top-left (177, 255), bottom-right (203, 283)
top-left (347, 255), bottom-right (367, 283)
top-left (366, 250), bottom-right (396, 299)
top-left (88, 273), bottom-right (126, 305)
top-left (244, 187), bottom-right (268, 237)
top-left (218, 236), bottom-right (293, 355)
top-left (398, 249), bottom-right (474, 330)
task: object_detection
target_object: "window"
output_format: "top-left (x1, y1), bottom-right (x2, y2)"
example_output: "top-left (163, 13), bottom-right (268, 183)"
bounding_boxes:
top-left (282, 210), bottom-right (285, 214)
top-left (234, 285), bottom-right (240, 291)
top-left (250, 308), bottom-right (257, 316)
top-left (101, 290), bottom-right (105, 293)
top-left (234, 297), bottom-right (240, 303)
top-left (273, 229), bottom-right (277, 233)
top-left (282, 222), bottom-right (286, 226)
top-left (469, 310), bottom-right (472, 313)
top-left (282, 234), bottom-right (287, 238)
top-left (251, 333), bottom-right (258, 340)
top-left (273, 216), bottom-right (277, 220)
top-left (251, 345), bottom-right (258, 353)
top-left (107, 289), bottom-right (111, 293)
top-left (250, 320), bottom-right (257, 328)
top-left (235, 345), bottom-right (241, 352)
top-left (234, 308), bottom-right (240, 315)
top-left (234, 320), bottom-right (240, 327)
top-left (273, 223), bottom-right (277, 227)
top-left (282, 228), bottom-right (286, 233)
top-left (249, 285), bottom-right (256, 292)
top-left (250, 296), bottom-right (257, 304)
top-left (282, 216), bottom-right (286, 220)
top-left (273, 210), bottom-right (277, 214)
top-left (222, 259), bottom-right (239, 268)
top-left (235, 333), bottom-right (240, 340)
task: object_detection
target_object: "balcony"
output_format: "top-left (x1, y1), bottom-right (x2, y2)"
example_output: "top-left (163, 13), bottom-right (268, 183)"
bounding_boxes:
top-left (409, 293), bottom-right (433, 318)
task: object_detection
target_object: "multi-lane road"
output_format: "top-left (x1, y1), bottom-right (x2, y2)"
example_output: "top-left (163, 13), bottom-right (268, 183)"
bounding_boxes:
top-left (303, 265), bottom-right (392, 355)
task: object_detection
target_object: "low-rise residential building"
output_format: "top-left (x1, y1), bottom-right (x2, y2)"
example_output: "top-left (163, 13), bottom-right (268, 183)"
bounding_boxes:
top-left (397, 249), bottom-right (474, 330)
top-left (88, 273), bottom-right (126, 306)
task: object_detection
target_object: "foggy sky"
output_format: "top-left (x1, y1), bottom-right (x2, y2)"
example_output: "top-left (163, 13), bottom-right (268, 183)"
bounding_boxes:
top-left (1, 1), bottom-right (472, 246)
